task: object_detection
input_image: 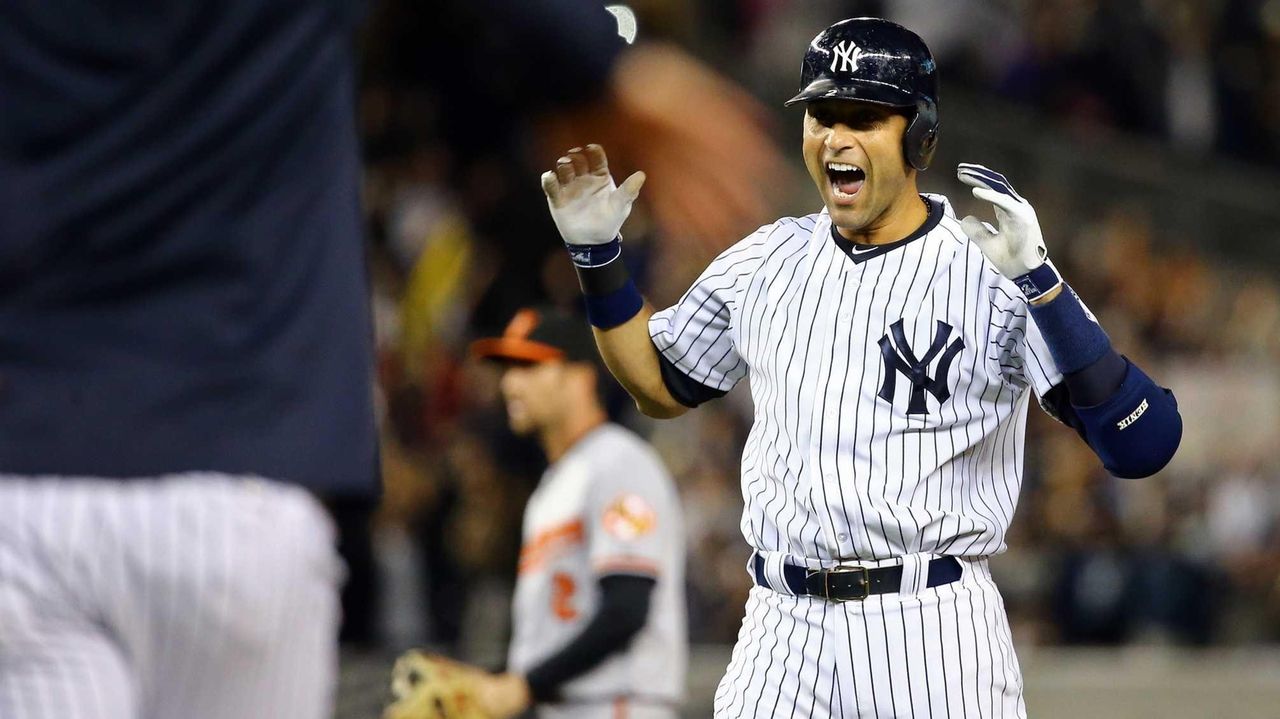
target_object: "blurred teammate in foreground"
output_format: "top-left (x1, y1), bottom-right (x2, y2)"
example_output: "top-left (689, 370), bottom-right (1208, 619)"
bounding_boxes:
top-left (0, 0), bottom-right (780, 716)
top-left (0, 1), bottom-right (372, 716)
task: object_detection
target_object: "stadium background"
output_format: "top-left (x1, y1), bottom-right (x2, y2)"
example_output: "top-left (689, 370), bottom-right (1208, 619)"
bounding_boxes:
top-left (338, 0), bottom-right (1280, 715)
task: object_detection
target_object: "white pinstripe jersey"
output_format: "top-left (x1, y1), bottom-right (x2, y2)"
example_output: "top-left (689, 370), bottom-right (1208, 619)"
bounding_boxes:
top-left (649, 195), bottom-right (1066, 563)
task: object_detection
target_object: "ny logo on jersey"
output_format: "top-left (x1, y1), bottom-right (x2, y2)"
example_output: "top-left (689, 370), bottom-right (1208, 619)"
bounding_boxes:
top-left (878, 319), bottom-right (965, 415)
top-left (829, 41), bottom-right (864, 73)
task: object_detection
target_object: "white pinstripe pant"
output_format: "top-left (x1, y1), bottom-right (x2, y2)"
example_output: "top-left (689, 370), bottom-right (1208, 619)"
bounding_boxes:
top-left (714, 557), bottom-right (1026, 718)
top-left (0, 474), bottom-right (344, 719)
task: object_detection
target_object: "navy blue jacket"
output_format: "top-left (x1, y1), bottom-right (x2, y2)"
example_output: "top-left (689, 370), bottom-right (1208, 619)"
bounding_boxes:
top-left (0, 0), bottom-right (376, 495)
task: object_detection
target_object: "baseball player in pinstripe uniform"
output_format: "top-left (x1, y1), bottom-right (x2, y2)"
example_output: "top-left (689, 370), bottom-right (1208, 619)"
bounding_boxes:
top-left (539, 17), bottom-right (1182, 718)
top-left (464, 307), bottom-right (686, 719)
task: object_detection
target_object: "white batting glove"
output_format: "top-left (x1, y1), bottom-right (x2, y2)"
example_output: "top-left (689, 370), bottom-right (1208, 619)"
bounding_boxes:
top-left (956, 163), bottom-right (1048, 277)
top-left (541, 144), bottom-right (646, 247)
top-left (956, 163), bottom-right (1062, 301)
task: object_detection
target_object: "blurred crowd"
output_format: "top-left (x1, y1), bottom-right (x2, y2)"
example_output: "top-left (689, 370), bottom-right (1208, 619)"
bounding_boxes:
top-left (345, 0), bottom-right (1280, 658)
top-left (888, 0), bottom-right (1280, 163)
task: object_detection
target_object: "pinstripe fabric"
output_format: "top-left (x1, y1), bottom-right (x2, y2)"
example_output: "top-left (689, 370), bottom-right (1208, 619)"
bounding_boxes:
top-left (651, 195), bottom-right (1069, 716)
top-left (0, 474), bottom-right (343, 719)
top-left (649, 197), bottom-right (1063, 562)
top-left (715, 560), bottom-right (1024, 718)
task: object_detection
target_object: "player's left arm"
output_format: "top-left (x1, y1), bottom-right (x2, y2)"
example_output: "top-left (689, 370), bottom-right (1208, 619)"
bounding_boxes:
top-left (493, 455), bottom-right (674, 705)
top-left (513, 573), bottom-right (656, 704)
top-left (467, 574), bottom-right (654, 715)
top-left (958, 163), bottom-right (1182, 479)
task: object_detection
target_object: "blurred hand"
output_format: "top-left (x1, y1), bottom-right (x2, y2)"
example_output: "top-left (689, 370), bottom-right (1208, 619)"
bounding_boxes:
top-left (540, 144), bottom-right (645, 246)
top-left (538, 42), bottom-right (788, 255)
top-left (472, 672), bottom-right (531, 719)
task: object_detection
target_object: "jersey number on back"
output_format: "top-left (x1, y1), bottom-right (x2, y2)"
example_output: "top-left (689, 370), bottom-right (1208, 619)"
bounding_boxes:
top-left (552, 572), bottom-right (578, 621)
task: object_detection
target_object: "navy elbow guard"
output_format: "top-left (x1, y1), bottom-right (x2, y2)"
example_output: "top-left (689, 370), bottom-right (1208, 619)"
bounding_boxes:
top-left (1073, 360), bottom-right (1182, 478)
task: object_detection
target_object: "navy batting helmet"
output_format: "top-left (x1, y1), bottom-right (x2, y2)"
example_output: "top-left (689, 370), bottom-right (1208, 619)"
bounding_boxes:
top-left (785, 18), bottom-right (940, 171)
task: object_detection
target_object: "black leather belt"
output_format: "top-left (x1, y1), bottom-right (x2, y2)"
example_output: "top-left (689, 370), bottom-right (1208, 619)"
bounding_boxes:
top-left (752, 554), bottom-right (962, 602)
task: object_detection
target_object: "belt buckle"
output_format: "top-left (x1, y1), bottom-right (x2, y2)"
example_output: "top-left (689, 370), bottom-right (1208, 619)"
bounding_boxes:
top-left (824, 565), bottom-right (870, 602)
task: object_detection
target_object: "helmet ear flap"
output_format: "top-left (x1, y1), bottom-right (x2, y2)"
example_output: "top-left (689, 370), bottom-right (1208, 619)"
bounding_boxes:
top-left (903, 96), bottom-right (938, 171)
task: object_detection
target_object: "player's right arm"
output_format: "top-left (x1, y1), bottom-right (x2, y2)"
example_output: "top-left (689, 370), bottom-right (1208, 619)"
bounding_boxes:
top-left (589, 306), bottom-right (687, 418)
top-left (542, 144), bottom-right (742, 419)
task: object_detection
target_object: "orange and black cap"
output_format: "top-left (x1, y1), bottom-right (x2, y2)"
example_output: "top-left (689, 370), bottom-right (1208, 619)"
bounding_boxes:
top-left (470, 307), bottom-right (599, 365)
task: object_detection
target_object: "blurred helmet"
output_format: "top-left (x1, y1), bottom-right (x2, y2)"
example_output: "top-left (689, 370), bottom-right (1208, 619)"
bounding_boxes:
top-left (785, 18), bottom-right (940, 171)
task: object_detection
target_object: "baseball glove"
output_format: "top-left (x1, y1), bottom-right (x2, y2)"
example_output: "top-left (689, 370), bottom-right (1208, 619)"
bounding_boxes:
top-left (382, 650), bottom-right (491, 719)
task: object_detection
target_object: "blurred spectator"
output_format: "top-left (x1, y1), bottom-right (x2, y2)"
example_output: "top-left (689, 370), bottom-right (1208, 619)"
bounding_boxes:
top-left (1215, 0), bottom-right (1280, 164)
top-left (1161, 0), bottom-right (1219, 152)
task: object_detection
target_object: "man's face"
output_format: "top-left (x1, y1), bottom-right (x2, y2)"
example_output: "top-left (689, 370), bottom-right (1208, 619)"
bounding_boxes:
top-left (500, 360), bottom-right (569, 435)
top-left (802, 100), bottom-right (914, 233)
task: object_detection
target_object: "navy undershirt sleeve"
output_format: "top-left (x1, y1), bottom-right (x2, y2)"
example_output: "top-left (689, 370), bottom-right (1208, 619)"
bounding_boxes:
top-left (657, 348), bottom-right (728, 408)
top-left (1063, 348), bottom-right (1128, 406)
top-left (1038, 349), bottom-right (1128, 441)
top-left (524, 574), bottom-right (656, 702)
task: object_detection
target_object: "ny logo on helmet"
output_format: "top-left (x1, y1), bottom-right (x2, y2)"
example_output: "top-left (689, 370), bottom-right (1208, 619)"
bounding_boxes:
top-left (878, 319), bottom-right (964, 415)
top-left (829, 41), bottom-right (865, 73)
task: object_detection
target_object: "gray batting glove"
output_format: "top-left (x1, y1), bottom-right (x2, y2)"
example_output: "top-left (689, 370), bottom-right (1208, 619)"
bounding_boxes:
top-left (541, 144), bottom-right (646, 246)
top-left (956, 163), bottom-right (1052, 276)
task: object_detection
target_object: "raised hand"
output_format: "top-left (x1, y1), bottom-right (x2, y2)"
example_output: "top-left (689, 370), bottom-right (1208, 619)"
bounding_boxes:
top-left (537, 43), bottom-right (787, 256)
top-left (541, 144), bottom-right (646, 247)
top-left (956, 163), bottom-right (1050, 280)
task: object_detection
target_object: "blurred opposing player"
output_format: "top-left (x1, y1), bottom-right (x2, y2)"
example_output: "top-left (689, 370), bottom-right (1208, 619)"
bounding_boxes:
top-left (0, 1), bottom-right (374, 717)
top-left (467, 307), bottom-right (686, 719)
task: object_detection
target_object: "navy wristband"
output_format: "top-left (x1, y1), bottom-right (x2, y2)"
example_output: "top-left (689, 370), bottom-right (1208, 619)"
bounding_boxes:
top-left (1012, 261), bottom-right (1063, 301)
top-left (567, 236), bottom-right (643, 328)
top-left (566, 238), bottom-right (622, 268)
top-left (1028, 283), bottom-right (1110, 374)
top-left (583, 278), bottom-right (644, 329)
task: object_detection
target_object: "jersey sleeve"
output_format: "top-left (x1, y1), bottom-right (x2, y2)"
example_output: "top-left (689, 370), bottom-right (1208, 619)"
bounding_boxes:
top-left (585, 448), bottom-right (679, 579)
top-left (988, 281), bottom-right (1064, 401)
top-left (648, 231), bottom-right (766, 396)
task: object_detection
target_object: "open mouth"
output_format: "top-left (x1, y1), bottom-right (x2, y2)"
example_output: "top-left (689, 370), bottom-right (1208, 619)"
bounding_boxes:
top-left (826, 161), bottom-right (865, 202)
